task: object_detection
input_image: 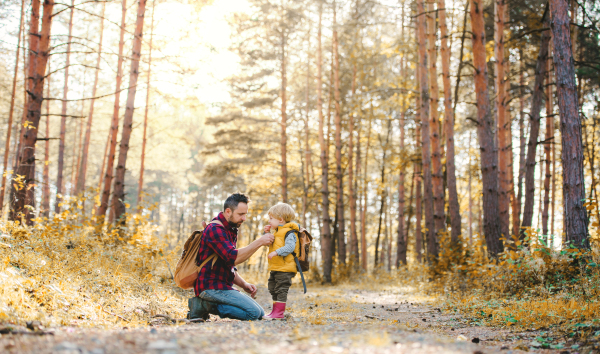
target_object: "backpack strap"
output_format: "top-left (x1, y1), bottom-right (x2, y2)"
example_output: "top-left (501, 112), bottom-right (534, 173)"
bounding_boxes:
top-left (286, 230), bottom-right (307, 294)
top-left (198, 220), bottom-right (224, 270)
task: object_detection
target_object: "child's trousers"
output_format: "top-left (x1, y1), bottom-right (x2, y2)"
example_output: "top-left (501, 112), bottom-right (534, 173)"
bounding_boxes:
top-left (267, 271), bottom-right (295, 302)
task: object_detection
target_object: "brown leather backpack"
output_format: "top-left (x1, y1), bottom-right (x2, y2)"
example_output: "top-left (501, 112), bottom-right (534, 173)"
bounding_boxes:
top-left (174, 220), bottom-right (222, 289)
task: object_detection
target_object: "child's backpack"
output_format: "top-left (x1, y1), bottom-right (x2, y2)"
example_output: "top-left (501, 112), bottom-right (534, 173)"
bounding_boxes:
top-left (174, 220), bottom-right (222, 289)
top-left (287, 227), bottom-right (313, 293)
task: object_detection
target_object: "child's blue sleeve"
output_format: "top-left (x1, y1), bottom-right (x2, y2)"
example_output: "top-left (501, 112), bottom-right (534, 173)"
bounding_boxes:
top-left (275, 233), bottom-right (297, 256)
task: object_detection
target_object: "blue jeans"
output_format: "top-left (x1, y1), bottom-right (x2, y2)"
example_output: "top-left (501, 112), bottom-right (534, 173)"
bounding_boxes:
top-left (199, 289), bottom-right (264, 321)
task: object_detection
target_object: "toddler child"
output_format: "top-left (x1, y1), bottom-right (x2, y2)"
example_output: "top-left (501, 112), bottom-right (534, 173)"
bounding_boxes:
top-left (262, 203), bottom-right (300, 320)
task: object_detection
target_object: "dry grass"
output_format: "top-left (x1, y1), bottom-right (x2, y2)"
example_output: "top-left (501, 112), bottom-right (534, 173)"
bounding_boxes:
top-left (0, 196), bottom-right (188, 329)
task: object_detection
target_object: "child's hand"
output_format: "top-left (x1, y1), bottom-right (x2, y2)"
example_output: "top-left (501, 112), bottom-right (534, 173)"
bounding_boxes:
top-left (263, 225), bottom-right (271, 233)
top-left (268, 251), bottom-right (278, 260)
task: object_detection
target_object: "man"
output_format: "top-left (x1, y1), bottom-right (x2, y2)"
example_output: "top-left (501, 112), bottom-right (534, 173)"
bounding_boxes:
top-left (188, 193), bottom-right (274, 321)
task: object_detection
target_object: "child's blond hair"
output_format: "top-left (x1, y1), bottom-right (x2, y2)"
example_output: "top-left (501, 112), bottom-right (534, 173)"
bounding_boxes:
top-left (267, 203), bottom-right (296, 223)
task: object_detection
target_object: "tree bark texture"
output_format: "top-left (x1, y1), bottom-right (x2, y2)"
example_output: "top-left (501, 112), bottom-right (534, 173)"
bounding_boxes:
top-left (426, 1), bottom-right (445, 237)
top-left (542, 42), bottom-right (553, 236)
top-left (349, 63), bottom-right (358, 263)
top-left (469, 0), bottom-right (503, 257)
top-left (549, 0), bottom-right (589, 248)
top-left (416, 0), bottom-right (437, 259)
top-left (111, 0), bottom-right (148, 222)
top-left (516, 49), bottom-right (526, 235)
top-left (361, 114), bottom-right (372, 270)
top-left (9, 0), bottom-right (54, 222)
top-left (0, 0), bottom-right (26, 213)
top-left (76, 3), bottom-right (106, 196)
top-left (438, 0), bottom-right (462, 244)
top-left (522, 23), bottom-right (550, 232)
top-left (318, 2), bottom-right (332, 282)
top-left (396, 108), bottom-right (407, 266)
top-left (42, 62), bottom-right (51, 216)
top-left (332, 3), bottom-right (346, 264)
top-left (97, 0), bottom-right (127, 222)
top-left (495, 0), bottom-right (511, 241)
top-left (54, 0), bottom-right (75, 213)
top-left (138, 0), bottom-right (155, 209)
top-left (280, 21), bottom-right (288, 203)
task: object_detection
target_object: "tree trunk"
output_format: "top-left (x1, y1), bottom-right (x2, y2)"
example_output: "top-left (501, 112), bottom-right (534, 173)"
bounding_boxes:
top-left (375, 122), bottom-right (392, 267)
top-left (280, 19), bottom-right (288, 203)
top-left (403, 168), bottom-right (415, 263)
top-left (417, 0), bottom-right (437, 259)
top-left (522, 22), bottom-right (550, 233)
top-left (361, 113), bottom-right (372, 270)
top-left (469, 0), bottom-right (503, 257)
top-left (97, 0), bottom-right (127, 222)
top-left (137, 0), bottom-right (155, 210)
top-left (438, 0), bottom-right (461, 244)
top-left (0, 0), bottom-right (26, 213)
top-left (549, 0), bottom-right (589, 248)
top-left (42, 62), bottom-right (51, 217)
top-left (332, 2), bottom-right (346, 264)
top-left (9, 0), bottom-right (54, 222)
top-left (495, 0), bottom-right (511, 241)
top-left (542, 42), bottom-right (553, 236)
top-left (468, 132), bottom-right (473, 245)
top-left (427, 1), bottom-right (445, 237)
top-left (111, 0), bottom-right (148, 223)
top-left (516, 49), bottom-right (526, 236)
top-left (396, 108), bottom-right (407, 267)
top-left (318, 2), bottom-right (333, 283)
top-left (76, 2), bottom-right (106, 196)
top-left (54, 0), bottom-right (75, 213)
top-left (349, 63), bottom-right (358, 264)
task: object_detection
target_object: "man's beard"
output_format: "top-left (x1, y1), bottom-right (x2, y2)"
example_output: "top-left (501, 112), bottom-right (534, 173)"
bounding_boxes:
top-left (228, 218), bottom-right (243, 228)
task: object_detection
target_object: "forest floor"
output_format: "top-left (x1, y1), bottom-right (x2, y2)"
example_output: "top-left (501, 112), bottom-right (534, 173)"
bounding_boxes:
top-left (0, 282), bottom-right (583, 354)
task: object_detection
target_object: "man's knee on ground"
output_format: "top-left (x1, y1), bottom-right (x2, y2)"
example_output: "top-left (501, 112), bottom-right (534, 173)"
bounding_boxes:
top-left (245, 306), bottom-right (262, 321)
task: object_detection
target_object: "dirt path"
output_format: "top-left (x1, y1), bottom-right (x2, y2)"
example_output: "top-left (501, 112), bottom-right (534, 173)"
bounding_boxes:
top-left (0, 284), bottom-right (570, 353)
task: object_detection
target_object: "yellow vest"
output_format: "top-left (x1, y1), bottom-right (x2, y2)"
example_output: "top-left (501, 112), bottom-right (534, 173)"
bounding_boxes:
top-left (268, 222), bottom-right (300, 273)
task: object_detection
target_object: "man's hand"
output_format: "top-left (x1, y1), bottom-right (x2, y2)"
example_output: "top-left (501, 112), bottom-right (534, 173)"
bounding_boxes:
top-left (242, 282), bottom-right (258, 298)
top-left (268, 251), bottom-right (278, 260)
top-left (259, 233), bottom-right (275, 246)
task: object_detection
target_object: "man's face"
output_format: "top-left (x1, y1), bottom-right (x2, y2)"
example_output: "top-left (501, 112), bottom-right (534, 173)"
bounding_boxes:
top-left (224, 202), bottom-right (248, 228)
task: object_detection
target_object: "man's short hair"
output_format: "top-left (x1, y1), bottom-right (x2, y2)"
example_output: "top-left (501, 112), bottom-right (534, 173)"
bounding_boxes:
top-left (267, 203), bottom-right (296, 223)
top-left (223, 192), bottom-right (250, 213)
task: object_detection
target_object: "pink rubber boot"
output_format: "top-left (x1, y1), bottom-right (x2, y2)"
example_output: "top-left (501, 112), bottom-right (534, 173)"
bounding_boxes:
top-left (263, 302), bottom-right (286, 320)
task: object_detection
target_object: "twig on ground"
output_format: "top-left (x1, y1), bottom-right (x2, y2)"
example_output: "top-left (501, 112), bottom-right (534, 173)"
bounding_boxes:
top-left (365, 315), bottom-right (385, 320)
top-left (152, 314), bottom-right (205, 324)
top-left (101, 307), bottom-right (129, 322)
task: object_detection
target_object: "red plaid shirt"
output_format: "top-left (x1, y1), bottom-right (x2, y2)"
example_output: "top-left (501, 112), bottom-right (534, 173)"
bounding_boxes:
top-left (194, 212), bottom-right (239, 296)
